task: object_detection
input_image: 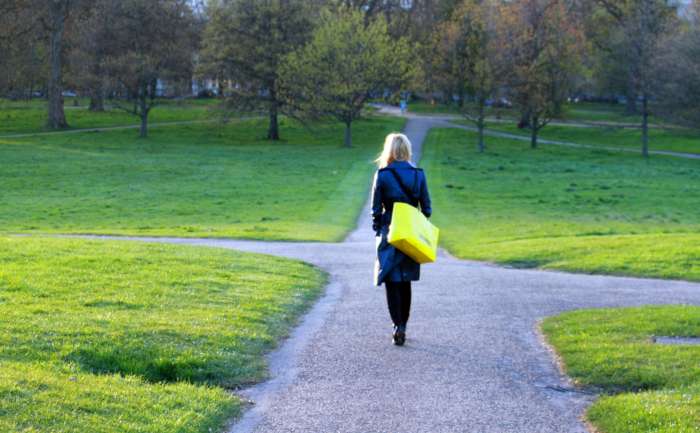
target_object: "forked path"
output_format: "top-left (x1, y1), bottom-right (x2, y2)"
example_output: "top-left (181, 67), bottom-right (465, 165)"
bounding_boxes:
top-left (89, 117), bottom-right (700, 433)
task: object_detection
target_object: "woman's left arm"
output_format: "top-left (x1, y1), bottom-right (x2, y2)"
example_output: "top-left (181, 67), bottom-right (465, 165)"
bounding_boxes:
top-left (370, 171), bottom-right (383, 233)
top-left (419, 171), bottom-right (432, 218)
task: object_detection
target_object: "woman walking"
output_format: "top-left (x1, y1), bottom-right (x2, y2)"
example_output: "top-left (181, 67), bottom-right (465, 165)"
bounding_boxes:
top-left (371, 133), bottom-right (432, 346)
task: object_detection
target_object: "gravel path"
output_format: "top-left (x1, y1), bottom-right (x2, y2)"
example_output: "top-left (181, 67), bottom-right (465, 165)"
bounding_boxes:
top-left (80, 116), bottom-right (700, 433)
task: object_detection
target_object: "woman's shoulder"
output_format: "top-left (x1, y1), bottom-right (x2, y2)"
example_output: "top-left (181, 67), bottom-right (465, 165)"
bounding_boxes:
top-left (376, 165), bottom-right (424, 181)
top-left (380, 161), bottom-right (423, 171)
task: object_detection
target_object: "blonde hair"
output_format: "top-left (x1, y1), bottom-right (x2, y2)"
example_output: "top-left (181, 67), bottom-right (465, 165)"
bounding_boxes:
top-left (375, 133), bottom-right (412, 168)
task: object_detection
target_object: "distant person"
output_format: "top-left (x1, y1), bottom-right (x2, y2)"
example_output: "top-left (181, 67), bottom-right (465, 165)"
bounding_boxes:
top-left (399, 99), bottom-right (407, 115)
top-left (371, 133), bottom-right (432, 346)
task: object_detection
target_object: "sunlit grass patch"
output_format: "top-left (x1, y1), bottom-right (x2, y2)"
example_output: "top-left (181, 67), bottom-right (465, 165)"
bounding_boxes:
top-left (422, 127), bottom-right (700, 281)
top-left (0, 116), bottom-right (404, 241)
top-left (0, 236), bottom-right (325, 432)
top-left (543, 306), bottom-right (700, 433)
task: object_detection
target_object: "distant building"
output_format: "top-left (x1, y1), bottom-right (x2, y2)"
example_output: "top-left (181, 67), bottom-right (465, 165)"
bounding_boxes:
top-left (191, 78), bottom-right (220, 96)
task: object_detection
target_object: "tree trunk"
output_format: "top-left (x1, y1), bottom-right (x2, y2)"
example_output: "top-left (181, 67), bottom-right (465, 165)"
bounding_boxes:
top-left (552, 85), bottom-right (563, 118)
top-left (139, 96), bottom-right (149, 138)
top-left (89, 92), bottom-right (104, 112)
top-left (344, 120), bottom-right (352, 148)
top-left (47, 1), bottom-right (68, 129)
top-left (641, 94), bottom-right (649, 158)
top-left (530, 116), bottom-right (539, 149)
top-left (519, 109), bottom-right (531, 129)
top-left (267, 102), bottom-right (279, 140)
top-left (89, 66), bottom-right (105, 112)
top-left (625, 79), bottom-right (638, 115)
top-left (477, 98), bottom-right (485, 153)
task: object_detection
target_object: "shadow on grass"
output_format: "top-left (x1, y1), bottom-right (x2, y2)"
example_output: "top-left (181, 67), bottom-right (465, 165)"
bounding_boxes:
top-left (63, 333), bottom-right (265, 387)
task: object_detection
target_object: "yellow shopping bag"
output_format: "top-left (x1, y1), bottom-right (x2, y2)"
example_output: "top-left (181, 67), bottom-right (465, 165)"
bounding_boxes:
top-left (388, 202), bottom-right (439, 264)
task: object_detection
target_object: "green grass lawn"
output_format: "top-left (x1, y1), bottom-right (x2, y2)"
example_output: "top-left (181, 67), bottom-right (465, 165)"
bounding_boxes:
top-left (406, 100), bottom-right (460, 115)
top-left (0, 98), bottom-right (221, 135)
top-left (561, 102), bottom-right (642, 124)
top-left (422, 128), bottom-right (700, 281)
top-left (409, 99), bottom-right (650, 124)
top-left (542, 306), bottom-right (700, 433)
top-left (407, 100), bottom-right (513, 118)
top-left (482, 121), bottom-right (700, 155)
top-left (0, 116), bottom-right (404, 241)
top-left (0, 235), bottom-right (325, 432)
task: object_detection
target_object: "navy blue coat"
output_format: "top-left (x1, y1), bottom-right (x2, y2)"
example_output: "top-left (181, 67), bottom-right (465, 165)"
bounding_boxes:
top-left (371, 160), bottom-right (432, 286)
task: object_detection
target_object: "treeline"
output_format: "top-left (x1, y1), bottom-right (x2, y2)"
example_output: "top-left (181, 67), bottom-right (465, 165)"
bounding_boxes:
top-left (1, 0), bottom-right (698, 153)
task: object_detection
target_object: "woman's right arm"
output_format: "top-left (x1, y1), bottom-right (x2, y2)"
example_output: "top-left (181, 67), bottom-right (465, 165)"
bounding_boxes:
top-left (371, 171), bottom-right (383, 234)
top-left (419, 171), bottom-right (432, 218)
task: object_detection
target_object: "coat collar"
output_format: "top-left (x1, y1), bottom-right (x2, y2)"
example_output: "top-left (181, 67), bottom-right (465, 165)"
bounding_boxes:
top-left (388, 160), bottom-right (415, 168)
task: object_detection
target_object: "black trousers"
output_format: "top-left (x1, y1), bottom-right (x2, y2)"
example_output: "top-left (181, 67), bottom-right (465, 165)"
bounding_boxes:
top-left (385, 281), bottom-right (412, 327)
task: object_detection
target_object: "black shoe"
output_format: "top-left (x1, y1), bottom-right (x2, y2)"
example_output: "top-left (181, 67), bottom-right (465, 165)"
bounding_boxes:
top-left (393, 325), bottom-right (406, 346)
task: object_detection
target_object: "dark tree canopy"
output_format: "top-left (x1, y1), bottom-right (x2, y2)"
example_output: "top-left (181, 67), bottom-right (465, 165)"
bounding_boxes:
top-left (102, 0), bottom-right (197, 137)
top-left (199, 0), bottom-right (316, 140)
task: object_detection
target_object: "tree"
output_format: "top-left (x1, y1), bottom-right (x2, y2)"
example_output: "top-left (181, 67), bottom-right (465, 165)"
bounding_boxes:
top-left (44, 0), bottom-right (72, 129)
top-left (0, 3), bottom-right (47, 100)
top-left (592, 0), bottom-right (678, 123)
top-left (365, 0), bottom-right (458, 104)
top-left (430, 17), bottom-right (470, 107)
top-left (654, 0), bottom-right (700, 129)
top-left (103, 0), bottom-right (196, 138)
top-left (496, 0), bottom-right (584, 149)
top-left (432, 0), bottom-right (500, 152)
top-left (68, 0), bottom-right (113, 112)
top-left (590, 0), bottom-right (643, 114)
top-left (619, 0), bottom-right (675, 157)
top-left (587, 0), bottom-right (676, 156)
top-left (280, 8), bottom-right (416, 147)
top-left (5, 0), bottom-right (85, 127)
top-left (200, 0), bottom-right (316, 140)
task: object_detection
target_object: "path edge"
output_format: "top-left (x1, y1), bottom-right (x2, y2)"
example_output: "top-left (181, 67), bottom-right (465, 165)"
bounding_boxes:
top-left (226, 275), bottom-right (345, 433)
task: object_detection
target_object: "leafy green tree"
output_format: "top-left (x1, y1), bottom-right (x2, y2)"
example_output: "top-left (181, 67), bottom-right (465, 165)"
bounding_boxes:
top-left (200, 0), bottom-right (316, 140)
top-left (280, 8), bottom-right (416, 147)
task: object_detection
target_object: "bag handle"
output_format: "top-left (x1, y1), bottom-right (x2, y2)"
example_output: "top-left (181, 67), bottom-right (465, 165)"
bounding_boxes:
top-left (387, 167), bottom-right (419, 207)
